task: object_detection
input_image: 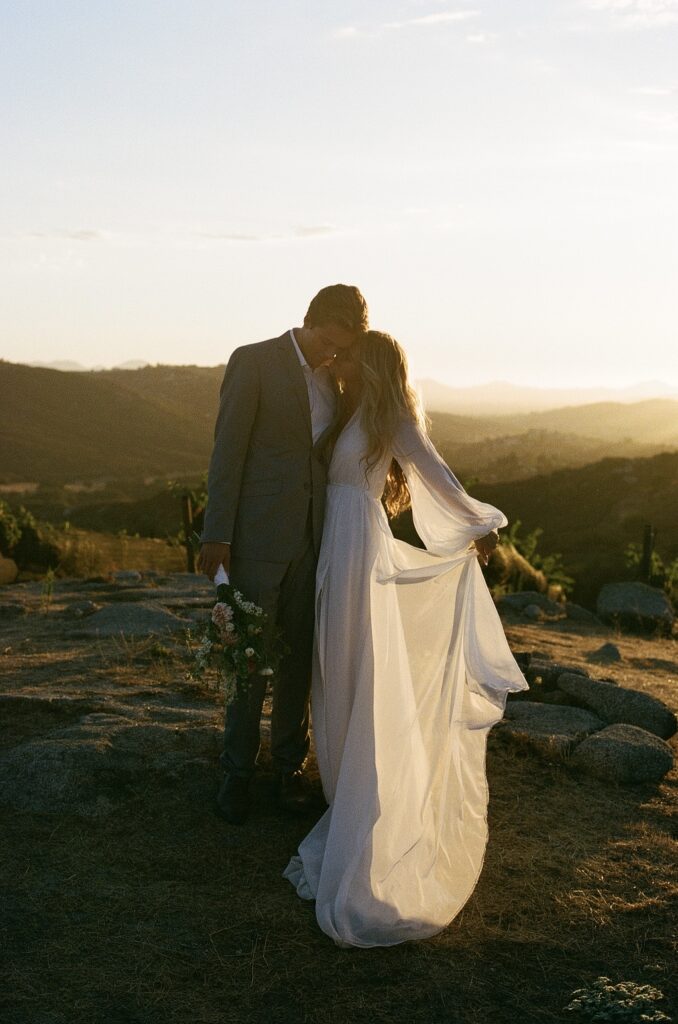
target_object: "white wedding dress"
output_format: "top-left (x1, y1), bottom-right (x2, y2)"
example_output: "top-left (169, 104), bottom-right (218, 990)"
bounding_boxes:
top-left (282, 410), bottom-right (529, 947)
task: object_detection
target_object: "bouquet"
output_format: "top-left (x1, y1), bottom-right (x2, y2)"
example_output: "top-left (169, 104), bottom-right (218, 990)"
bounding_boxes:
top-left (188, 536), bottom-right (287, 704)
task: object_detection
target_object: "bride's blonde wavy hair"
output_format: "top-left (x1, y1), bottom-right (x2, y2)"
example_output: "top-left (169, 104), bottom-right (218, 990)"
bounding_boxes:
top-left (350, 330), bottom-right (429, 517)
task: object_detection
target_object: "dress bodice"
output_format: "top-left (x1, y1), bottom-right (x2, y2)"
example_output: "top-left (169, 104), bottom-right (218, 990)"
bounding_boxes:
top-left (328, 411), bottom-right (391, 499)
top-left (327, 410), bottom-right (508, 554)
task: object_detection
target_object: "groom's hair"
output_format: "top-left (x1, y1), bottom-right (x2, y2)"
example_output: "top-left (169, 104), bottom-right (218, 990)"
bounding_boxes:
top-left (304, 284), bottom-right (369, 334)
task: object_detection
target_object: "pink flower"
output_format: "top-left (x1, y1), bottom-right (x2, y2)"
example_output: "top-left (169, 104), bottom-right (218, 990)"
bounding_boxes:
top-left (212, 602), bottom-right (233, 629)
top-left (212, 602), bottom-right (238, 644)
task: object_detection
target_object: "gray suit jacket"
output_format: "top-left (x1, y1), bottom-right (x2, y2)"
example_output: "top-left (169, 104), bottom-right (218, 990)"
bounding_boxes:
top-left (201, 332), bottom-right (336, 562)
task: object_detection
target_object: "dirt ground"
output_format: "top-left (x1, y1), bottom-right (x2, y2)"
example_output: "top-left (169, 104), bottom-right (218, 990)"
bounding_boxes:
top-left (1, 583), bottom-right (676, 1024)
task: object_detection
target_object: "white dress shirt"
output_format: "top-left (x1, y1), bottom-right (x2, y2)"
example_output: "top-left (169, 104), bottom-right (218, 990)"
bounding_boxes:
top-left (290, 329), bottom-right (336, 444)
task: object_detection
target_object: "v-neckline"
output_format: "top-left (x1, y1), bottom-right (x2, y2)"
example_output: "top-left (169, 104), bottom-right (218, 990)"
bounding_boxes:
top-left (340, 404), bottom-right (361, 436)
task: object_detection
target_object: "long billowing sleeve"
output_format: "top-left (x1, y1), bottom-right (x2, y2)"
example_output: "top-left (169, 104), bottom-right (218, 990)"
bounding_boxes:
top-left (201, 346), bottom-right (259, 543)
top-left (393, 417), bottom-right (507, 557)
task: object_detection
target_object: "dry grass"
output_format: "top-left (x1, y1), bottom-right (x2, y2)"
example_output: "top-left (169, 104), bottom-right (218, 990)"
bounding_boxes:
top-left (1, 624), bottom-right (677, 1024)
top-left (51, 528), bottom-right (185, 578)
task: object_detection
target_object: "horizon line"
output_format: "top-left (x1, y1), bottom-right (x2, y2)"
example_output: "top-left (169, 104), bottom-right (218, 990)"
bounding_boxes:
top-left (9, 358), bottom-right (678, 395)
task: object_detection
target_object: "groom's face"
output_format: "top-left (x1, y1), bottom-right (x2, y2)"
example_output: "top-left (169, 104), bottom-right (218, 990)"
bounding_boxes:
top-left (305, 323), bottom-right (357, 369)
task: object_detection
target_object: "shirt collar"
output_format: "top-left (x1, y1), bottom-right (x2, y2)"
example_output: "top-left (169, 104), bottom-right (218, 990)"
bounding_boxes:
top-left (289, 329), bottom-right (309, 369)
top-left (290, 329), bottom-right (331, 379)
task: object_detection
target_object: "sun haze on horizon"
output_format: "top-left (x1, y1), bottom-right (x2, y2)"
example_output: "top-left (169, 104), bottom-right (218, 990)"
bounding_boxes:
top-left (1, 2), bottom-right (677, 390)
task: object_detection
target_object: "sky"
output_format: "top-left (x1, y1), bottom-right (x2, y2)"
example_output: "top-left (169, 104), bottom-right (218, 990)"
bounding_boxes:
top-left (1, 0), bottom-right (677, 388)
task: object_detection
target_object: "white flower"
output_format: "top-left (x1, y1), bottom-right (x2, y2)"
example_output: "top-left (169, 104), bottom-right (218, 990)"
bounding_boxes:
top-left (223, 673), bottom-right (238, 705)
top-left (259, 667), bottom-right (274, 676)
top-left (245, 646), bottom-right (255, 657)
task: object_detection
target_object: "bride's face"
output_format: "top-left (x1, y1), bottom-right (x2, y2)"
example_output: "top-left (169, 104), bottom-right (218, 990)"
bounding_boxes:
top-left (331, 345), bottom-right (361, 391)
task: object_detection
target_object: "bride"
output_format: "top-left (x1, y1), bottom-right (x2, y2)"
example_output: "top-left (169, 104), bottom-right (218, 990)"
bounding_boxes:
top-left (283, 330), bottom-right (529, 948)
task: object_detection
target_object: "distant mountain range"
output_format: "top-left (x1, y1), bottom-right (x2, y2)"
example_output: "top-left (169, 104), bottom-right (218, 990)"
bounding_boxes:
top-left (28, 360), bottom-right (150, 372)
top-left (1, 360), bottom-right (677, 485)
top-left (21, 359), bottom-right (678, 413)
top-left (418, 378), bottom-right (678, 414)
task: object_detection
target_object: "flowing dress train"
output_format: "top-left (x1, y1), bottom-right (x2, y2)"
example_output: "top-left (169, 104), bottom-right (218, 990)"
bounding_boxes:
top-left (282, 411), bottom-right (529, 947)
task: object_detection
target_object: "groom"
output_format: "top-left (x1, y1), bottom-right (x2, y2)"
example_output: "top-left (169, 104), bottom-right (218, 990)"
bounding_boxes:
top-left (198, 284), bottom-right (369, 824)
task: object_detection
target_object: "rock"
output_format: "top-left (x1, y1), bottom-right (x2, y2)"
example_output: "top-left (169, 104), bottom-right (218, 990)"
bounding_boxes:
top-left (523, 603), bottom-right (544, 621)
top-left (587, 642), bottom-right (622, 664)
top-left (66, 600), bottom-right (101, 618)
top-left (526, 662), bottom-right (588, 690)
top-left (529, 689), bottom-right (575, 706)
top-left (111, 570), bottom-right (143, 584)
top-left (0, 556), bottom-right (18, 585)
top-left (570, 724), bottom-right (673, 784)
top-left (497, 591), bottom-right (565, 618)
top-left (597, 582), bottom-right (675, 636)
top-left (496, 702), bottom-right (603, 760)
top-left (68, 601), bottom-right (192, 637)
top-left (0, 709), bottom-right (221, 817)
top-left (0, 733), bottom-right (124, 817)
top-left (564, 602), bottom-right (603, 625)
top-left (557, 672), bottom-right (677, 740)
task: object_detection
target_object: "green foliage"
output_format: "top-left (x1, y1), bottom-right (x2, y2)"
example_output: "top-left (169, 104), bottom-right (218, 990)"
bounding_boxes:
top-left (40, 567), bottom-right (56, 613)
top-left (0, 501), bottom-right (21, 555)
top-left (168, 473), bottom-right (208, 510)
top-left (12, 505), bottom-right (61, 569)
top-left (625, 542), bottom-right (678, 603)
top-left (168, 474), bottom-right (208, 545)
top-left (0, 501), bottom-right (60, 569)
top-left (501, 518), bottom-right (575, 595)
top-left (564, 976), bottom-right (671, 1022)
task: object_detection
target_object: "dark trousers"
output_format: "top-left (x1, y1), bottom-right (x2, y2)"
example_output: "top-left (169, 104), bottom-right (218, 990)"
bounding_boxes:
top-left (220, 529), bottom-right (317, 779)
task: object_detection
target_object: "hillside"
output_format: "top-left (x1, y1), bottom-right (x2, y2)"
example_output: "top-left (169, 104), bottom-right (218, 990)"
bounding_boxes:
top-left (430, 399), bottom-right (678, 447)
top-left (479, 451), bottom-right (678, 607)
top-left (433, 428), bottom-right (669, 484)
top-left (1, 361), bottom-right (676, 486)
top-left (0, 361), bottom-right (218, 482)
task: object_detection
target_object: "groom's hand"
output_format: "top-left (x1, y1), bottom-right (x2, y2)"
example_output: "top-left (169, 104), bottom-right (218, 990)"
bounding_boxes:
top-left (197, 542), bottom-right (231, 581)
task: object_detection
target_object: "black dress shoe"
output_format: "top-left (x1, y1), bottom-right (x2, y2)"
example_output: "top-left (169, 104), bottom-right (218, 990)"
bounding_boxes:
top-left (216, 773), bottom-right (250, 825)
top-left (277, 769), bottom-right (313, 813)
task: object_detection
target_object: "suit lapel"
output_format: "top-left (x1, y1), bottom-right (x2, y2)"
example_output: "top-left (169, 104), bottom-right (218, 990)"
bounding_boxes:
top-left (276, 332), bottom-right (312, 439)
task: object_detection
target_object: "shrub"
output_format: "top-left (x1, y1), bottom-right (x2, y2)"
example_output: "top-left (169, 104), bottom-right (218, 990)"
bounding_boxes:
top-left (625, 542), bottom-right (678, 605)
top-left (0, 501), bottom-right (21, 555)
top-left (565, 976), bottom-right (671, 1022)
top-left (11, 506), bottom-right (61, 570)
top-left (501, 518), bottom-right (575, 596)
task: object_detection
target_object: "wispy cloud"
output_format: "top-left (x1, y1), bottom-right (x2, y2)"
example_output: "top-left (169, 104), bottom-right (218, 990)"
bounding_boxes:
top-left (465, 31), bottom-right (494, 43)
top-left (333, 26), bottom-right (360, 39)
top-left (195, 225), bottom-right (338, 243)
top-left (583, 0), bottom-right (678, 28)
top-left (333, 8), bottom-right (480, 39)
top-left (293, 224), bottom-right (336, 238)
top-left (11, 225), bottom-right (339, 246)
top-left (628, 84), bottom-right (676, 94)
top-left (384, 10), bottom-right (480, 29)
top-left (26, 229), bottom-right (104, 242)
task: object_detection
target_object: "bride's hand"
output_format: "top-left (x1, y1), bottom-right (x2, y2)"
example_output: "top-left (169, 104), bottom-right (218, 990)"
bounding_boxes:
top-left (474, 531), bottom-right (499, 566)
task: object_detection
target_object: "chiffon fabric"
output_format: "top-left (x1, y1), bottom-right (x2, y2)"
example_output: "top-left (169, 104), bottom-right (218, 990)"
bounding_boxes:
top-left (282, 411), bottom-right (529, 947)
